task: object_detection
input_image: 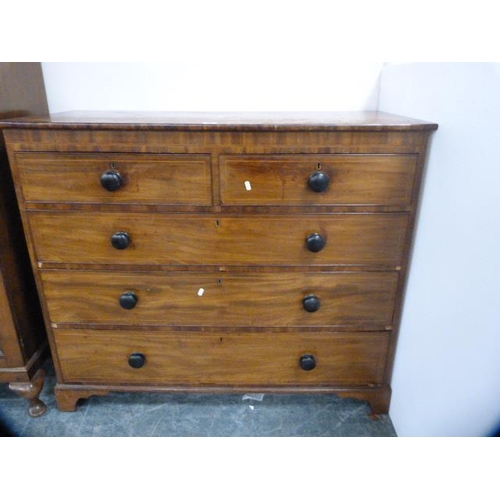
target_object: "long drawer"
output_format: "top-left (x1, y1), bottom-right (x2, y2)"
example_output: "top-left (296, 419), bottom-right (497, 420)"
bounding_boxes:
top-left (16, 153), bottom-right (212, 205)
top-left (55, 329), bottom-right (390, 386)
top-left (41, 271), bottom-right (398, 328)
top-left (30, 213), bottom-right (408, 266)
top-left (220, 154), bottom-right (417, 206)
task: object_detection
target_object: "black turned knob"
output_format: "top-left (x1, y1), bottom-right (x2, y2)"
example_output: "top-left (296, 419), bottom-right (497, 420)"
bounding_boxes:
top-left (308, 171), bottom-right (330, 192)
top-left (101, 170), bottom-right (123, 192)
top-left (300, 354), bottom-right (316, 371)
top-left (120, 291), bottom-right (138, 310)
top-left (111, 231), bottom-right (131, 250)
top-left (303, 294), bottom-right (321, 312)
top-left (128, 353), bottom-right (146, 369)
top-left (306, 233), bottom-right (326, 252)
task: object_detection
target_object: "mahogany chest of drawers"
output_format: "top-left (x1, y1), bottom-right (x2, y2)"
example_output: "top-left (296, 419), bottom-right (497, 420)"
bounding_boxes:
top-left (1, 111), bottom-right (437, 413)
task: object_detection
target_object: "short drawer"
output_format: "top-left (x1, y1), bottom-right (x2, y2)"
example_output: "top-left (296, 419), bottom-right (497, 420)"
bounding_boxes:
top-left (55, 329), bottom-right (390, 386)
top-left (42, 271), bottom-right (398, 328)
top-left (30, 213), bottom-right (408, 267)
top-left (15, 153), bottom-right (212, 205)
top-left (220, 154), bottom-right (417, 206)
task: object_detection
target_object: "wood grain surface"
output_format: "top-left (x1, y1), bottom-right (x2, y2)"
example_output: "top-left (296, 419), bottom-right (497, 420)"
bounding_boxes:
top-left (0, 110), bottom-right (439, 131)
top-left (220, 154), bottom-right (417, 206)
top-left (55, 329), bottom-right (390, 386)
top-left (41, 270), bottom-right (398, 328)
top-left (16, 152), bottom-right (212, 205)
top-left (28, 212), bottom-right (408, 267)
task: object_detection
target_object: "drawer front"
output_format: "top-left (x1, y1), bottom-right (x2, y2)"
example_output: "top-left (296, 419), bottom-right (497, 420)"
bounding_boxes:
top-left (55, 330), bottom-right (390, 386)
top-left (16, 153), bottom-right (212, 205)
top-left (42, 271), bottom-right (398, 327)
top-left (30, 213), bottom-right (408, 266)
top-left (220, 154), bottom-right (417, 206)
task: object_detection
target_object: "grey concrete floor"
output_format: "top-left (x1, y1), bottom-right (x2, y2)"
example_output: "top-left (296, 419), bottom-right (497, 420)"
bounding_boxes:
top-left (0, 360), bottom-right (397, 437)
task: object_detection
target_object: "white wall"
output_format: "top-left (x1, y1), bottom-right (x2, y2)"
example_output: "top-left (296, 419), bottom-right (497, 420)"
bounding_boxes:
top-left (379, 63), bottom-right (500, 436)
top-left (41, 62), bottom-right (382, 113)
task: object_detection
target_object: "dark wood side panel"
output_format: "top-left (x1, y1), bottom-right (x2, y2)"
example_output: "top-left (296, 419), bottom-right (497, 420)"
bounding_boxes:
top-left (0, 270), bottom-right (20, 367)
top-left (0, 148), bottom-right (45, 367)
top-left (0, 63), bottom-right (48, 119)
top-left (0, 63), bottom-right (48, 397)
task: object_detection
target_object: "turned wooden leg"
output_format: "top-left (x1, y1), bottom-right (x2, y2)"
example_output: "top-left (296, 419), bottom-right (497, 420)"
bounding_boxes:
top-left (9, 368), bottom-right (47, 417)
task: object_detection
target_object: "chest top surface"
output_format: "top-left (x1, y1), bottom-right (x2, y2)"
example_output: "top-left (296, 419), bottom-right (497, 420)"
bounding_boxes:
top-left (0, 110), bottom-right (438, 131)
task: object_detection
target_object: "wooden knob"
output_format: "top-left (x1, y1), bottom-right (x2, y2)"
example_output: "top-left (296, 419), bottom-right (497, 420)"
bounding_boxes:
top-left (300, 354), bottom-right (316, 371)
top-left (306, 233), bottom-right (326, 252)
top-left (101, 170), bottom-right (123, 192)
top-left (128, 353), bottom-right (146, 369)
top-left (119, 291), bottom-right (138, 310)
top-left (308, 171), bottom-right (330, 192)
top-left (303, 294), bottom-right (321, 312)
top-left (111, 231), bottom-right (131, 250)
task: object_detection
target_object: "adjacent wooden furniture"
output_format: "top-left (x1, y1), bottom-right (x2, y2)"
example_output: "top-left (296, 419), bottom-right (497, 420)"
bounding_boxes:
top-left (1, 111), bottom-right (437, 413)
top-left (0, 63), bottom-right (49, 417)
